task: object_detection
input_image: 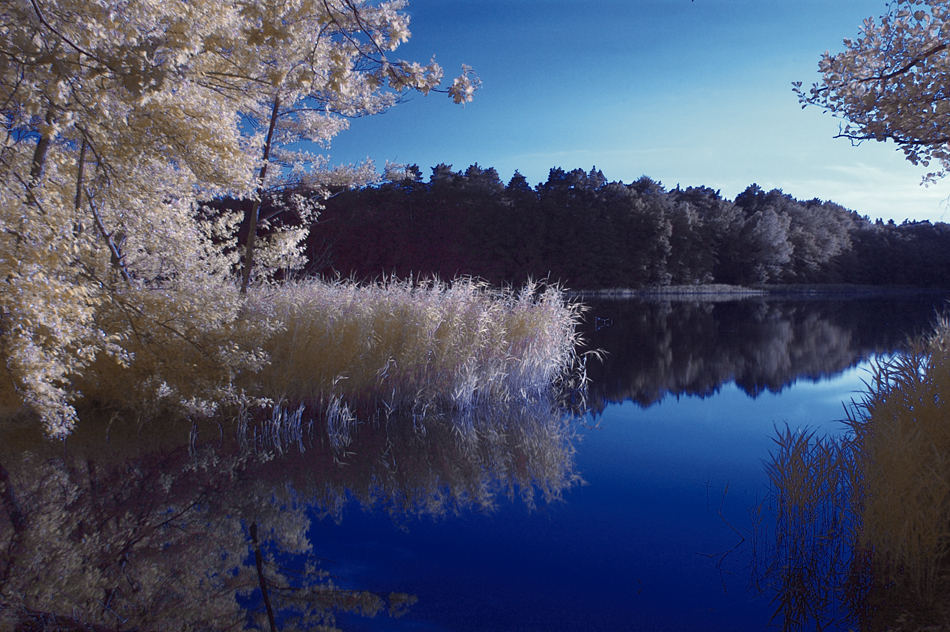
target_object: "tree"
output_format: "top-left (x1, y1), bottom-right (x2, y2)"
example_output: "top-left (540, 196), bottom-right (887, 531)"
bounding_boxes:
top-left (229, 1), bottom-right (479, 292)
top-left (0, 0), bottom-right (475, 435)
top-left (795, 0), bottom-right (950, 181)
top-left (740, 207), bottom-right (793, 283)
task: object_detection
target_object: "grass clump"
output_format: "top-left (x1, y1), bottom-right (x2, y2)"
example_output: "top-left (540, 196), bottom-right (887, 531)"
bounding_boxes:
top-left (244, 277), bottom-right (584, 418)
top-left (53, 277), bottom-right (584, 429)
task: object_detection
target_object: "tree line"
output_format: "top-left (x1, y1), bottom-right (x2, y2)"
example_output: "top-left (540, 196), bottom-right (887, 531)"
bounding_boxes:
top-left (240, 164), bottom-right (950, 289)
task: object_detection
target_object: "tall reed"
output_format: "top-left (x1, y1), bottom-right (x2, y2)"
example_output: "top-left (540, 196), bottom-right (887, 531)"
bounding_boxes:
top-left (845, 321), bottom-right (950, 603)
top-left (60, 277), bottom-right (585, 428)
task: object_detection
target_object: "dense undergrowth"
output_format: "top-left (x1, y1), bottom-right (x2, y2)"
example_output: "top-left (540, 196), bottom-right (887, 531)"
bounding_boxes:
top-left (4, 277), bottom-right (585, 433)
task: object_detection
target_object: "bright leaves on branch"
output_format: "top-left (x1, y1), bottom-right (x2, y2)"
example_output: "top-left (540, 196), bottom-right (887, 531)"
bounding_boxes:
top-left (230, 0), bottom-right (479, 291)
top-left (796, 0), bottom-right (950, 181)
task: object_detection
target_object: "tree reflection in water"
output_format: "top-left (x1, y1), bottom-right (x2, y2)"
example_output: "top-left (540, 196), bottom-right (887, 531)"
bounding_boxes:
top-left (582, 295), bottom-right (944, 412)
top-left (0, 395), bottom-right (578, 630)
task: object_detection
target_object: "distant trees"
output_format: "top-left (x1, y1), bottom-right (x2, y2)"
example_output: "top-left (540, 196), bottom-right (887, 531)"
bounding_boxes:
top-left (297, 164), bottom-right (950, 289)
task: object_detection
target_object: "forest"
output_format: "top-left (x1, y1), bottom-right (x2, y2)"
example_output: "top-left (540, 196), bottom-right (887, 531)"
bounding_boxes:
top-left (231, 164), bottom-right (950, 289)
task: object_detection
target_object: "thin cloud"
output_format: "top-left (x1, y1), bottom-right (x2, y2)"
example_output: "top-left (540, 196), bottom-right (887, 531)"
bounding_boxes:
top-left (799, 162), bottom-right (950, 222)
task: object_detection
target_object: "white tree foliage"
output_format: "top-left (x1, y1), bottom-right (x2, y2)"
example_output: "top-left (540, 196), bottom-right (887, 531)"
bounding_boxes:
top-left (0, 0), bottom-right (476, 436)
top-left (796, 0), bottom-right (950, 181)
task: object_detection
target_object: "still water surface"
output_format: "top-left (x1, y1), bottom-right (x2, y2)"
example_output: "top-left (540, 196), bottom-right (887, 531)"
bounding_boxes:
top-left (325, 294), bottom-right (946, 631)
top-left (2, 293), bottom-right (946, 630)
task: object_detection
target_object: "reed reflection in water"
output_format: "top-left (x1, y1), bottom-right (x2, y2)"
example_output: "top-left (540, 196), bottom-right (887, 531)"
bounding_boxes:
top-left (762, 340), bottom-right (950, 632)
top-left (0, 392), bottom-right (578, 630)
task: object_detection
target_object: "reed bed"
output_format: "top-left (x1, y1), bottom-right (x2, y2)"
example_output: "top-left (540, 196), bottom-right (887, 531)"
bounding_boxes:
top-left (764, 318), bottom-right (950, 629)
top-left (61, 277), bottom-right (584, 430)
top-left (845, 323), bottom-right (950, 604)
top-left (243, 277), bottom-right (585, 419)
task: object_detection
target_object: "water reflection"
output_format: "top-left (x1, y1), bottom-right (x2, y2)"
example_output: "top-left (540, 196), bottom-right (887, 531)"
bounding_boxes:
top-left (4, 295), bottom-right (946, 631)
top-left (758, 427), bottom-right (860, 631)
top-left (0, 396), bottom-right (577, 630)
top-left (581, 295), bottom-right (946, 412)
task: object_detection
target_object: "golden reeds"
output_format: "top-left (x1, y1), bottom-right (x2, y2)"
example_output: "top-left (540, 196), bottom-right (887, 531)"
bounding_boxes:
top-left (64, 276), bottom-right (585, 429)
top-left (845, 323), bottom-right (950, 603)
top-left (244, 276), bottom-right (585, 419)
top-left (765, 317), bottom-right (950, 629)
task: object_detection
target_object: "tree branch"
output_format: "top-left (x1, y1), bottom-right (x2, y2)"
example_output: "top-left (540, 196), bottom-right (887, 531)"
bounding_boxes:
top-left (73, 137), bottom-right (86, 235)
top-left (85, 188), bottom-right (133, 285)
top-left (833, 131), bottom-right (950, 146)
top-left (28, 0), bottom-right (120, 74)
top-left (865, 42), bottom-right (950, 84)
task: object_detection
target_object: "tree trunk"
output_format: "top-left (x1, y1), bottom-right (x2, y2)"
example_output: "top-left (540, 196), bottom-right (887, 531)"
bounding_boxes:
top-left (29, 108), bottom-right (55, 186)
top-left (240, 95), bottom-right (281, 294)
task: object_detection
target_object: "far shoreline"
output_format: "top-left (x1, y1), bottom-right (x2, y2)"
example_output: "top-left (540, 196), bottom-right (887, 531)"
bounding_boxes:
top-left (571, 283), bottom-right (950, 301)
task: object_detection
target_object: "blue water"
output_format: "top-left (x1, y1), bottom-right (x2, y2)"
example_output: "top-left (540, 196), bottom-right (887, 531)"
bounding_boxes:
top-left (8, 294), bottom-right (944, 630)
top-left (296, 295), bottom-right (949, 630)
top-left (314, 364), bottom-right (873, 631)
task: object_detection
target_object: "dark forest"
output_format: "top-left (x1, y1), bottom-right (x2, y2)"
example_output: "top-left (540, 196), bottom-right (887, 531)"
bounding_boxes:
top-left (223, 164), bottom-right (950, 289)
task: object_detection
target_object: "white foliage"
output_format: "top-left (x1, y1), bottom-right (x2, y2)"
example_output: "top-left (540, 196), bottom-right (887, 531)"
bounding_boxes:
top-left (0, 0), bottom-right (477, 435)
top-left (797, 0), bottom-right (950, 181)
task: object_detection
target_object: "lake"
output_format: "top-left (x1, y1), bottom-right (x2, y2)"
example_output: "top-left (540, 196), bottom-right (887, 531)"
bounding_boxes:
top-left (1, 292), bottom-right (946, 630)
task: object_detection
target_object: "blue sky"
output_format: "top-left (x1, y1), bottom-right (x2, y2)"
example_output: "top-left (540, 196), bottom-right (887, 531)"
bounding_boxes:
top-left (329, 0), bottom-right (950, 223)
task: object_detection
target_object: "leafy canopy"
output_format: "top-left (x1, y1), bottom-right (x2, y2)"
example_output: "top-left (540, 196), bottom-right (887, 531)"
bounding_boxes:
top-left (0, 0), bottom-right (475, 435)
top-left (796, 0), bottom-right (950, 181)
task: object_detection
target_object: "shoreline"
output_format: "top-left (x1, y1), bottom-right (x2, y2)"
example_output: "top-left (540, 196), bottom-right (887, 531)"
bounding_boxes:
top-left (571, 284), bottom-right (950, 301)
